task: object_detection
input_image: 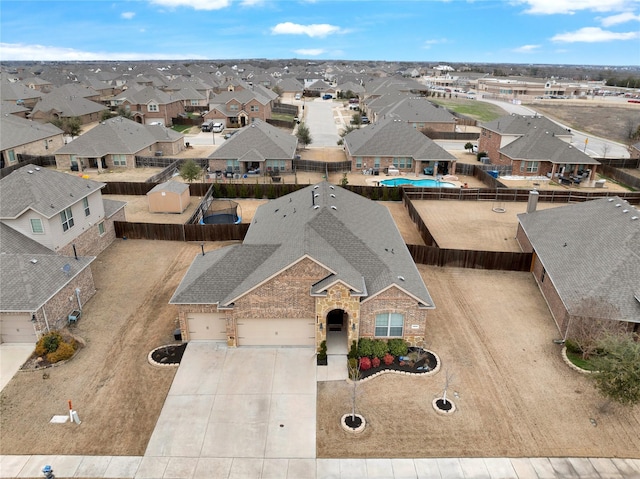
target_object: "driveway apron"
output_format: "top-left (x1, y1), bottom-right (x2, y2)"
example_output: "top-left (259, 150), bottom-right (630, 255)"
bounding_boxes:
top-left (145, 343), bottom-right (317, 460)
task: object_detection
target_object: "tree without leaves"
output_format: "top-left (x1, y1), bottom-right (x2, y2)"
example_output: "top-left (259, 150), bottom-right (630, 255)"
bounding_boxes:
top-left (179, 159), bottom-right (202, 183)
top-left (591, 334), bottom-right (640, 407)
top-left (566, 297), bottom-right (625, 359)
top-left (296, 122), bottom-right (312, 149)
top-left (51, 116), bottom-right (83, 137)
top-left (116, 107), bottom-right (133, 119)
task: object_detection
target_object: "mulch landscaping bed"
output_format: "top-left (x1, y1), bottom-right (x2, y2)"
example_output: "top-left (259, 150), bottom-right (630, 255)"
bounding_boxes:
top-left (358, 348), bottom-right (438, 380)
top-left (150, 343), bottom-right (187, 365)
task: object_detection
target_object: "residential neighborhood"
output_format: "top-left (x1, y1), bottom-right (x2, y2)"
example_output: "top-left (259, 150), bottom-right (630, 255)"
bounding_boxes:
top-left (1, 59), bottom-right (639, 479)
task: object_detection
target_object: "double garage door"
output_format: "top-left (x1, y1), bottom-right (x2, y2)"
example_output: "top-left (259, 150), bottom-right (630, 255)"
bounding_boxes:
top-left (0, 314), bottom-right (37, 343)
top-left (186, 314), bottom-right (315, 347)
top-left (237, 318), bottom-right (315, 347)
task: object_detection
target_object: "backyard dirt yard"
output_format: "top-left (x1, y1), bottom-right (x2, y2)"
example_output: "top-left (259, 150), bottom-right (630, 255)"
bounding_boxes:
top-left (317, 266), bottom-right (640, 458)
top-left (3, 239), bottom-right (639, 459)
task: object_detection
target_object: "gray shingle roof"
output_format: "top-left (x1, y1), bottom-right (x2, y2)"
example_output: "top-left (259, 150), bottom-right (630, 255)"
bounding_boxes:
top-left (113, 86), bottom-right (178, 105)
top-left (171, 182), bottom-right (434, 309)
top-left (31, 90), bottom-right (106, 117)
top-left (344, 118), bottom-right (456, 161)
top-left (500, 127), bottom-right (600, 165)
top-left (210, 120), bottom-right (297, 161)
top-left (0, 223), bottom-right (53, 255)
top-left (0, 253), bottom-right (94, 311)
top-left (518, 197), bottom-right (640, 322)
top-left (0, 114), bottom-right (64, 151)
top-left (55, 117), bottom-right (183, 157)
top-left (481, 114), bottom-right (571, 138)
top-left (0, 165), bottom-right (105, 219)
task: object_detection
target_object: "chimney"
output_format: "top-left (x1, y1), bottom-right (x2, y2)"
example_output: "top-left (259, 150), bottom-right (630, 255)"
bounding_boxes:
top-left (527, 190), bottom-right (539, 213)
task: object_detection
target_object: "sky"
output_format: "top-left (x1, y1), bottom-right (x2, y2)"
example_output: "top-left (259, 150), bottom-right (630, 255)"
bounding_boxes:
top-left (1, 0), bottom-right (639, 66)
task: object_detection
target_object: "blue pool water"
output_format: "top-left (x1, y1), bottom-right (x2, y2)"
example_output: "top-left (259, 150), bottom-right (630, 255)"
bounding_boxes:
top-left (379, 178), bottom-right (456, 188)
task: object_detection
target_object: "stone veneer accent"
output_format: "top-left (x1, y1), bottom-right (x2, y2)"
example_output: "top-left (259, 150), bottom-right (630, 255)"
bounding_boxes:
top-left (315, 283), bottom-right (361, 350)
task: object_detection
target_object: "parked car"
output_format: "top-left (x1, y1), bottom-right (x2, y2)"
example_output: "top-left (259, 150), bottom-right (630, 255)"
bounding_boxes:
top-left (348, 104), bottom-right (360, 111)
top-left (361, 116), bottom-right (370, 124)
top-left (224, 130), bottom-right (238, 140)
top-left (212, 122), bottom-right (224, 133)
top-left (348, 98), bottom-right (359, 104)
top-left (295, 93), bottom-right (302, 100)
top-left (201, 120), bottom-right (215, 132)
top-left (322, 94), bottom-right (333, 100)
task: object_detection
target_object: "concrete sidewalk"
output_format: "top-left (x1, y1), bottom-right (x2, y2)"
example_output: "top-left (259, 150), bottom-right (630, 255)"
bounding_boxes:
top-left (2, 454), bottom-right (639, 478)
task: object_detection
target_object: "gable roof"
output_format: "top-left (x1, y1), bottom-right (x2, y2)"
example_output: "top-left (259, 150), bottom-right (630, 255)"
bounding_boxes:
top-left (55, 116), bottom-right (183, 157)
top-left (500, 127), bottom-right (600, 165)
top-left (518, 197), bottom-right (640, 322)
top-left (481, 114), bottom-right (571, 138)
top-left (0, 164), bottom-right (105, 219)
top-left (114, 86), bottom-right (179, 105)
top-left (0, 114), bottom-right (64, 151)
top-left (373, 96), bottom-right (456, 124)
top-left (172, 182), bottom-right (434, 309)
top-left (210, 88), bottom-right (273, 106)
top-left (344, 118), bottom-right (456, 161)
top-left (30, 90), bottom-right (106, 117)
top-left (209, 120), bottom-right (297, 161)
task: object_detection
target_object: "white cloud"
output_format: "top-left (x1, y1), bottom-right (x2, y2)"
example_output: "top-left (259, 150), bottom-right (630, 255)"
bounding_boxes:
top-left (0, 42), bottom-right (205, 61)
top-left (293, 48), bottom-right (325, 56)
top-left (239, 0), bottom-right (263, 5)
top-left (148, 0), bottom-right (230, 11)
top-left (422, 38), bottom-right (448, 49)
top-left (551, 26), bottom-right (640, 42)
top-left (518, 0), bottom-right (634, 14)
top-left (271, 22), bottom-right (342, 38)
top-left (601, 11), bottom-right (640, 26)
top-left (121, 11), bottom-right (136, 19)
top-left (513, 44), bottom-right (541, 52)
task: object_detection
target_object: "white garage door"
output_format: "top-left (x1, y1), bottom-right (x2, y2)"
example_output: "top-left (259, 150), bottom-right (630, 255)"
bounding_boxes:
top-left (1, 314), bottom-right (37, 343)
top-left (187, 313), bottom-right (227, 341)
top-left (236, 318), bottom-right (315, 347)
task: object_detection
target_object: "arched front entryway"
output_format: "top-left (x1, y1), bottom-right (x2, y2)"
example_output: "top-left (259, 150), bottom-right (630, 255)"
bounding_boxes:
top-left (326, 309), bottom-right (348, 354)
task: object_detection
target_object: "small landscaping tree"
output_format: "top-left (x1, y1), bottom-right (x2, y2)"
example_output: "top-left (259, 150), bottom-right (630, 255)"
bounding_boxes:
top-left (347, 358), bottom-right (362, 422)
top-left (179, 159), bottom-right (202, 183)
top-left (296, 122), bottom-right (312, 149)
top-left (566, 297), bottom-right (625, 360)
top-left (591, 333), bottom-right (640, 407)
top-left (464, 142), bottom-right (474, 153)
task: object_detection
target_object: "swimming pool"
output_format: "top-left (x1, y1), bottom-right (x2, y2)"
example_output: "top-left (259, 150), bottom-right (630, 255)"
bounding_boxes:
top-left (379, 178), bottom-right (456, 188)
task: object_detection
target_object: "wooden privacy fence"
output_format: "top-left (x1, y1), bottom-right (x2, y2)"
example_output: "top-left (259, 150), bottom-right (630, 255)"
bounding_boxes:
top-left (401, 189), bottom-right (438, 247)
top-left (600, 164), bottom-right (640, 190)
top-left (114, 221), bottom-right (249, 242)
top-left (407, 244), bottom-right (533, 271)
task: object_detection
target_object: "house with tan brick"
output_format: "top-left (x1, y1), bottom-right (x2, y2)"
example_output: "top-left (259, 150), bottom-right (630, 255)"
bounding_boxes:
top-left (516, 196), bottom-right (640, 340)
top-left (170, 182), bottom-right (435, 353)
top-left (343, 118), bottom-right (457, 176)
top-left (0, 165), bottom-right (126, 343)
top-left (29, 88), bottom-right (107, 125)
top-left (0, 113), bottom-right (65, 168)
top-left (364, 93), bottom-right (457, 133)
top-left (205, 87), bottom-right (276, 128)
top-left (54, 116), bottom-right (184, 172)
top-left (111, 86), bottom-right (185, 126)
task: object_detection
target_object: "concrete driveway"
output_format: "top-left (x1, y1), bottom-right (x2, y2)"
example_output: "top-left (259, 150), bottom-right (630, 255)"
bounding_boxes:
top-left (145, 343), bottom-right (317, 465)
top-left (0, 343), bottom-right (34, 392)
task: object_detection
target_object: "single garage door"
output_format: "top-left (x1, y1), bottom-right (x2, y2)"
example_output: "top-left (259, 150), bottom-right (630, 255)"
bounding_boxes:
top-left (187, 313), bottom-right (227, 341)
top-left (1, 314), bottom-right (37, 343)
top-left (236, 318), bottom-right (315, 347)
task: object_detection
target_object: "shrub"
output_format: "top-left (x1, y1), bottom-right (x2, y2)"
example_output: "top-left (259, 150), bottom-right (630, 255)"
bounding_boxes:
top-left (35, 331), bottom-right (63, 356)
top-left (371, 357), bottom-right (381, 368)
top-left (348, 340), bottom-right (358, 359)
top-left (387, 338), bottom-right (408, 357)
top-left (318, 340), bottom-right (327, 360)
top-left (46, 341), bottom-right (75, 363)
top-left (254, 182), bottom-right (263, 199)
top-left (372, 339), bottom-right (388, 359)
top-left (359, 356), bottom-right (372, 371)
top-left (266, 184), bottom-right (277, 199)
top-left (225, 183), bottom-right (237, 198)
top-left (565, 339), bottom-right (582, 355)
top-left (357, 338), bottom-right (374, 357)
top-left (383, 353), bottom-right (394, 365)
top-left (348, 357), bottom-right (358, 371)
top-left (238, 183), bottom-right (249, 198)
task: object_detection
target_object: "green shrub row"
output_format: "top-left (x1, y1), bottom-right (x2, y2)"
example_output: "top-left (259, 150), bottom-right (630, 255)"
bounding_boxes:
top-left (356, 338), bottom-right (409, 359)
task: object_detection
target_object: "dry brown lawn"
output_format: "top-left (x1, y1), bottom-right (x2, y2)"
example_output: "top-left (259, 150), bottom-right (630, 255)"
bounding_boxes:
top-left (2, 210), bottom-right (640, 459)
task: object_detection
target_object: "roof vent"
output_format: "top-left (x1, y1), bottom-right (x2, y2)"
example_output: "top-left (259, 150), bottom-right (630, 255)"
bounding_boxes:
top-left (35, 167), bottom-right (40, 171)
top-left (313, 185), bottom-right (319, 189)
top-left (314, 194), bottom-right (319, 198)
top-left (608, 198), bottom-right (614, 202)
top-left (331, 205), bottom-right (337, 210)
top-left (329, 185), bottom-right (335, 189)
top-left (330, 194), bottom-right (336, 198)
top-left (30, 259), bottom-right (38, 264)
top-left (397, 275), bottom-right (405, 281)
top-left (615, 204), bottom-right (622, 207)
top-left (313, 205), bottom-right (320, 209)
top-left (632, 216), bottom-right (638, 220)
top-left (27, 170), bottom-right (34, 174)
top-left (623, 209), bottom-right (629, 213)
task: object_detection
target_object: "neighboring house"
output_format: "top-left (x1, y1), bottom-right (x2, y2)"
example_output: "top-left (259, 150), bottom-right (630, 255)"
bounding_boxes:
top-left (170, 182), bottom-right (435, 351)
top-left (516, 196), bottom-right (640, 339)
top-left (366, 94), bottom-right (457, 132)
top-left (343, 118), bottom-right (457, 175)
top-left (479, 114), bottom-right (572, 163)
top-left (0, 114), bottom-right (65, 168)
top-left (112, 86), bottom-right (184, 126)
top-left (54, 117), bottom-right (184, 171)
top-left (335, 81), bottom-right (365, 98)
top-left (0, 165), bottom-right (127, 343)
top-left (206, 88), bottom-right (275, 127)
top-left (208, 119), bottom-right (297, 175)
top-left (275, 77), bottom-right (305, 97)
top-left (630, 141), bottom-right (640, 160)
top-left (0, 223), bottom-right (95, 343)
top-left (305, 79), bottom-right (334, 95)
top-left (498, 126), bottom-right (600, 181)
top-left (0, 80), bottom-right (43, 109)
top-left (29, 89), bottom-right (107, 125)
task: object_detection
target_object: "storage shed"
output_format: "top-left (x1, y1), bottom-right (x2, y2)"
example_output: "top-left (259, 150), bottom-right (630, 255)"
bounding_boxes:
top-left (147, 181), bottom-right (190, 214)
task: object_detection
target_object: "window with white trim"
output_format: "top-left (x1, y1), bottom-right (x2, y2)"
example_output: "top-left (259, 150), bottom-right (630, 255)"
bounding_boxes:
top-left (83, 197), bottom-right (90, 216)
top-left (112, 155), bottom-right (126, 167)
top-left (521, 161), bottom-right (539, 173)
top-left (229, 104), bottom-right (239, 111)
top-left (375, 313), bottom-right (404, 337)
top-left (60, 207), bottom-right (74, 232)
top-left (355, 158), bottom-right (362, 168)
top-left (374, 157), bottom-right (380, 168)
top-left (98, 221), bottom-right (105, 236)
top-left (250, 105), bottom-right (259, 112)
top-left (30, 218), bottom-right (44, 234)
top-left (147, 103), bottom-right (159, 112)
